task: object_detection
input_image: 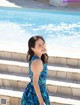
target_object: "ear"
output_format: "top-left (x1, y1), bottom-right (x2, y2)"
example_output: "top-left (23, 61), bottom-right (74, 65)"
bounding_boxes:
top-left (31, 47), bottom-right (35, 52)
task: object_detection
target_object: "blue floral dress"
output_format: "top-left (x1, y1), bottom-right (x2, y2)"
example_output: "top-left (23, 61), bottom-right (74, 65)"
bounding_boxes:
top-left (21, 55), bottom-right (50, 105)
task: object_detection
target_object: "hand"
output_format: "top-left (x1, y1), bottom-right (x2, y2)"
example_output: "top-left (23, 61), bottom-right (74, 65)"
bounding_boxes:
top-left (40, 102), bottom-right (46, 105)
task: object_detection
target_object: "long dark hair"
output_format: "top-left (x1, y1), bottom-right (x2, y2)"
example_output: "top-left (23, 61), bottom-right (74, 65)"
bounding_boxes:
top-left (27, 35), bottom-right (48, 64)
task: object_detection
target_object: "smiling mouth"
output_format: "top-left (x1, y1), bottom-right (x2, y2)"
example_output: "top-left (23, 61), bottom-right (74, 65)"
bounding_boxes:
top-left (42, 49), bottom-right (46, 51)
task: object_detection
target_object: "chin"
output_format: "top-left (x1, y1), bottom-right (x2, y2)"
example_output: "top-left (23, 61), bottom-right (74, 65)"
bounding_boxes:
top-left (42, 51), bottom-right (46, 54)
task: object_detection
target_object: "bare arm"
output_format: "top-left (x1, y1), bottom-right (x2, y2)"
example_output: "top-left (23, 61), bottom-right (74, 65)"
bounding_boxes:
top-left (31, 59), bottom-right (44, 105)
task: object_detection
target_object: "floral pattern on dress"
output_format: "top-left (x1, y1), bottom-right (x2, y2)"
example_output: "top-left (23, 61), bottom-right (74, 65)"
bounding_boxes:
top-left (21, 55), bottom-right (50, 105)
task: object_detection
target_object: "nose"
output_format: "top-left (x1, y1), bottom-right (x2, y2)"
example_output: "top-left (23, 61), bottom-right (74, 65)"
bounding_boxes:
top-left (43, 44), bottom-right (46, 49)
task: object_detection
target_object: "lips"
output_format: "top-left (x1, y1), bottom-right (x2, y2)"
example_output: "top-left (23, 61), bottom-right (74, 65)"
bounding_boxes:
top-left (42, 49), bottom-right (46, 51)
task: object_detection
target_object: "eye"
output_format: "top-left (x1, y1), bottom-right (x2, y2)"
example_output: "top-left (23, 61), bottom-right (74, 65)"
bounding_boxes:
top-left (43, 42), bottom-right (45, 45)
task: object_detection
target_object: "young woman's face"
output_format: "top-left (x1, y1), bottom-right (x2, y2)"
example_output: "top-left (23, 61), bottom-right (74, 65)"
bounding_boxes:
top-left (32, 38), bottom-right (46, 55)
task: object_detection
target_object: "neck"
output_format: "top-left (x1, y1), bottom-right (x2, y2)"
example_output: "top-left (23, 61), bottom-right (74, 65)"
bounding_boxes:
top-left (34, 54), bottom-right (42, 58)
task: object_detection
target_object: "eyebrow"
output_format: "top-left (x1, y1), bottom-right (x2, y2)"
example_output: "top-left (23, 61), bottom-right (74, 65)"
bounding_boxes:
top-left (38, 42), bottom-right (45, 44)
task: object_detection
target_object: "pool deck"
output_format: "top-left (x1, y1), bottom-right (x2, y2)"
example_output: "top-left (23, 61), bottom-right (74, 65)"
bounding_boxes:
top-left (0, 0), bottom-right (80, 11)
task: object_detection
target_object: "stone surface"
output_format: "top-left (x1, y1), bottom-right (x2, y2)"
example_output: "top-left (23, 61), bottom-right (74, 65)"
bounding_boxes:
top-left (72, 88), bottom-right (80, 97)
top-left (67, 58), bottom-right (78, 67)
top-left (10, 97), bottom-right (19, 105)
top-left (60, 58), bottom-right (67, 65)
top-left (48, 70), bottom-right (57, 78)
top-left (3, 79), bottom-right (10, 87)
top-left (57, 71), bottom-right (67, 79)
top-left (53, 57), bottom-right (60, 64)
top-left (48, 56), bottom-right (54, 64)
top-left (47, 85), bottom-right (57, 93)
top-left (57, 86), bottom-right (72, 95)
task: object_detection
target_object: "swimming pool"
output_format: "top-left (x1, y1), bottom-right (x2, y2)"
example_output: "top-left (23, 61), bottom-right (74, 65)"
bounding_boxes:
top-left (0, 7), bottom-right (80, 56)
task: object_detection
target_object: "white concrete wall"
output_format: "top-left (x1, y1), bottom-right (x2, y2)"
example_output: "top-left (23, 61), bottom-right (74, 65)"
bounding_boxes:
top-left (49, 0), bottom-right (68, 6)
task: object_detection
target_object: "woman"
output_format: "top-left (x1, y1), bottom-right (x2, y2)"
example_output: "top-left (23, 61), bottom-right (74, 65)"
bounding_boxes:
top-left (21, 35), bottom-right (50, 105)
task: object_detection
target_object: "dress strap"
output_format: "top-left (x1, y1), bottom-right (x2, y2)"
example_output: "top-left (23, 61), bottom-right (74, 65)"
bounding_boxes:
top-left (29, 55), bottom-right (40, 67)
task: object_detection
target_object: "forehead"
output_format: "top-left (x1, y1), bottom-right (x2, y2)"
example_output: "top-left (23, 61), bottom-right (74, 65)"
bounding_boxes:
top-left (35, 38), bottom-right (44, 44)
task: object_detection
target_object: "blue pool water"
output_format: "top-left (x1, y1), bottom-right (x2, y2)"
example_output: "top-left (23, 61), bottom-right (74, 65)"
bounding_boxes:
top-left (0, 7), bottom-right (80, 55)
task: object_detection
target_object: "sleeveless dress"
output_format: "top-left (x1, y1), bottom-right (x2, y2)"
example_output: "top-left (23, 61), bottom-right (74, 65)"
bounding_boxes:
top-left (21, 55), bottom-right (50, 105)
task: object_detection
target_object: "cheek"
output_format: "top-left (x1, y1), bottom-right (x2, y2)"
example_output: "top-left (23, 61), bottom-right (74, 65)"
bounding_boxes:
top-left (36, 48), bottom-right (41, 52)
top-left (34, 48), bottom-right (40, 52)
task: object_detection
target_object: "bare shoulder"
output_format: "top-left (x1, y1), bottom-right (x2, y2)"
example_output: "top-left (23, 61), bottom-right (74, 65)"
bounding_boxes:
top-left (31, 59), bottom-right (43, 73)
top-left (32, 59), bottom-right (43, 66)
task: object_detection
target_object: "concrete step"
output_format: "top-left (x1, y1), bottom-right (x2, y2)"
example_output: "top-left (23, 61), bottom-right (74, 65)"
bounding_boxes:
top-left (0, 59), bottom-right (28, 76)
top-left (0, 51), bottom-right (27, 62)
top-left (0, 88), bottom-right (80, 105)
top-left (0, 59), bottom-right (80, 81)
top-left (0, 50), bottom-right (80, 67)
top-left (48, 65), bottom-right (80, 81)
top-left (48, 56), bottom-right (80, 67)
top-left (0, 73), bottom-right (80, 97)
